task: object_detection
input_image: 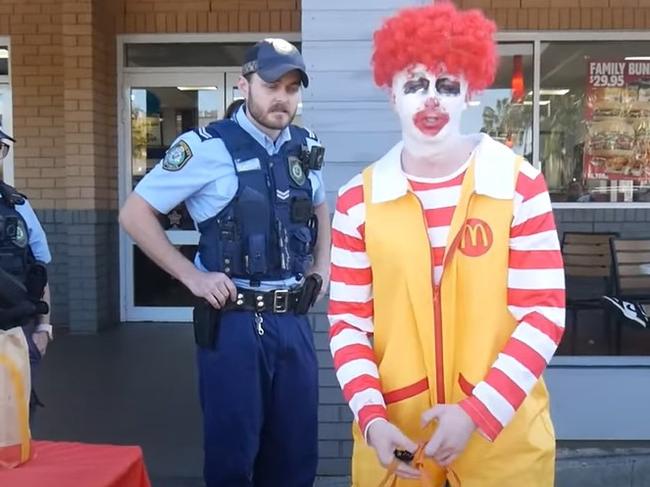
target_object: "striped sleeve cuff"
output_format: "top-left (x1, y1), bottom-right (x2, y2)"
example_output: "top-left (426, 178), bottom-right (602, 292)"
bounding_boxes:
top-left (358, 404), bottom-right (388, 442)
top-left (459, 396), bottom-right (501, 442)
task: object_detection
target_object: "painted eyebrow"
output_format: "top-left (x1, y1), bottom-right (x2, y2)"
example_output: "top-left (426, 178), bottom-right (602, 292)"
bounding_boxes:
top-left (405, 76), bottom-right (428, 83)
top-left (404, 78), bottom-right (429, 87)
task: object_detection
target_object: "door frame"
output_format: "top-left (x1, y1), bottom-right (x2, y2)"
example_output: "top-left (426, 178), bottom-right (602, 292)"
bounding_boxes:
top-left (117, 34), bottom-right (300, 322)
top-left (0, 83), bottom-right (14, 185)
top-left (0, 37), bottom-right (13, 184)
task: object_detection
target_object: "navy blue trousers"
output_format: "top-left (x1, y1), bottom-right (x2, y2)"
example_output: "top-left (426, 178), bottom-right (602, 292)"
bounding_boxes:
top-left (197, 310), bottom-right (318, 487)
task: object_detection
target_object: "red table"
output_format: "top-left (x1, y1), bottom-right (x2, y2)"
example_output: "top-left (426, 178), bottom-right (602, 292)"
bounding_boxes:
top-left (0, 441), bottom-right (152, 487)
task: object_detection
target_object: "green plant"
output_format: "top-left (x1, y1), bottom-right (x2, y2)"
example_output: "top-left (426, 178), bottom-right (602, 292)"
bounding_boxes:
top-left (482, 97), bottom-right (532, 147)
top-left (540, 93), bottom-right (585, 191)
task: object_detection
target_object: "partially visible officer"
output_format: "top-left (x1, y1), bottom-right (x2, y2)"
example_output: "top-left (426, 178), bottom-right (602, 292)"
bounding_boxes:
top-left (119, 38), bottom-right (330, 487)
top-left (0, 127), bottom-right (53, 417)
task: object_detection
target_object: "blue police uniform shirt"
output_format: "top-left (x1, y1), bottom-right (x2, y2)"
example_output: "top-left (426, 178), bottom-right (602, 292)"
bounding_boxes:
top-left (134, 106), bottom-right (325, 290)
top-left (0, 195), bottom-right (52, 264)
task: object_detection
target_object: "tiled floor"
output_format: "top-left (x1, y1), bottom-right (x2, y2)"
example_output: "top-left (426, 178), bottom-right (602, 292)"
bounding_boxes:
top-left (30, 323), bottom-right (351, 487)
top-left (32, 324), bottom-right (205, 484)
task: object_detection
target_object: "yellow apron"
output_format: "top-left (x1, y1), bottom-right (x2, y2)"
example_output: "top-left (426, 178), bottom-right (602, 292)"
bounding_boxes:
top-left (351, 158), bottom-right (555, 487)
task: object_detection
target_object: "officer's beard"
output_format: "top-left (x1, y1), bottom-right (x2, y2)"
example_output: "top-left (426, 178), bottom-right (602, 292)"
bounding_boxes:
top-left (247, 91), bottom-right (297, 131)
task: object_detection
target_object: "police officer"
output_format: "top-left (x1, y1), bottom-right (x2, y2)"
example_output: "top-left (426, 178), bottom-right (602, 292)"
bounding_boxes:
top-left (119, 38), bottom-right (330, 487)
top-left (0, 128), bottom-right (54, 414)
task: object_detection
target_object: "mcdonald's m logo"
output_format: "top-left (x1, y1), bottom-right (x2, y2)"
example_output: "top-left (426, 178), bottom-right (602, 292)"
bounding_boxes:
top-left (459, 218), bottom-right (493, 257)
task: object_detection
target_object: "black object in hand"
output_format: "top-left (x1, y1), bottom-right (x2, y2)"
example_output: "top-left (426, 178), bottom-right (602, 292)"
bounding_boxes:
top-left (394, 449), bottom-right (414, 463)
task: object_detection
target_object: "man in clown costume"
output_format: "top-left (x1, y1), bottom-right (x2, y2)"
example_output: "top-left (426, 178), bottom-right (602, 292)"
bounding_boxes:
top-left (328, 2), bottom-right (565, 486)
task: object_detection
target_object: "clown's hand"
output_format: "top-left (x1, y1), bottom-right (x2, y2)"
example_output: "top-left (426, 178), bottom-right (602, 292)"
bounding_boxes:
top-left (421, 404), bottom-right (476, 467)
top-left (367, 419), bottom-right (421, 479)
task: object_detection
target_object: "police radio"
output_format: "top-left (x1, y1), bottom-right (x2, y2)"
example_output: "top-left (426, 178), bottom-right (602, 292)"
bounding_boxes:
top-left (299, 145), bottom-right (325, 172)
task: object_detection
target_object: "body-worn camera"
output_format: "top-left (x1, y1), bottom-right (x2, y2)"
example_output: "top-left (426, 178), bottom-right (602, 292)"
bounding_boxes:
top-left (299, 145), bottom-right (325, 171)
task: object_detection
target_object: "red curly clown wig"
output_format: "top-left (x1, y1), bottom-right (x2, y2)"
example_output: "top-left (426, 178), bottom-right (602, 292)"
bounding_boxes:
top-left (372, 1), bottom-right (497, 94)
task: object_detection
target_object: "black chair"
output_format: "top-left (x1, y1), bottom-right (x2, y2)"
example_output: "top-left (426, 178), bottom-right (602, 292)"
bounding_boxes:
top-left (609, 238), bottom-right (650, 354)
top-left (561, 232), bottom-right (619, 354)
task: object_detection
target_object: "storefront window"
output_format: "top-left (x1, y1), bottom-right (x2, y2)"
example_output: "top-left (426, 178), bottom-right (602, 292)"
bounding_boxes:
top-left (462, 43), bottom-right (533, 159)
top-left (540, 41), bottom-right (650, 202)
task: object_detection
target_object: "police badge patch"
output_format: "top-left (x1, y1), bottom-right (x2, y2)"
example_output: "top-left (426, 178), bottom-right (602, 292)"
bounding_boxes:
top-left (288, 157), bottom-right (306, 186)
top-left (15, 220), bottom-right (27, 248)
top-left (162, 141), bottom-right (193, 171)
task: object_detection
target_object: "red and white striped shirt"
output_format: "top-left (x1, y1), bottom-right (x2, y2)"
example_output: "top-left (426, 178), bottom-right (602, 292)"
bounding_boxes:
top-left (328, 156), bottom-right (565, 441)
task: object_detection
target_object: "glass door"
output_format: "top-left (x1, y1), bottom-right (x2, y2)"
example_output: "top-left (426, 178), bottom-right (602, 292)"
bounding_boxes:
top-left (120, 71), bottom-right (234, 321)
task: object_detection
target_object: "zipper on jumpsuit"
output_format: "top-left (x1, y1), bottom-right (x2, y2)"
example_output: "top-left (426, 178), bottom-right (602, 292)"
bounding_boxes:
top-left (432, 228), bottom-right (464, 404)
top-left (414, 191), bottom-right (474, 406)
top-left (413, 194), bottom-right (446, 404)
top-left (432, 285), bottom-right (445, 403)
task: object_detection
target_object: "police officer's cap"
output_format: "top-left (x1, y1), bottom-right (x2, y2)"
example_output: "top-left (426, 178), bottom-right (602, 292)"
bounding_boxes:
top-left (0, 127), bottom-right (15, 143)
top-left (242, 38), bottom-right (309, 88)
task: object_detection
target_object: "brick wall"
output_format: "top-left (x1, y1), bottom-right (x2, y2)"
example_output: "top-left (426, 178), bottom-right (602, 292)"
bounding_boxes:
top-left (3, 0), bottom-right (64, 206)
top-left (120, 0), bottom-right (301, 33)
top-left (62, 0), bottom-right (117, 212)
top-left (457, 0), bottom-right (650, 29)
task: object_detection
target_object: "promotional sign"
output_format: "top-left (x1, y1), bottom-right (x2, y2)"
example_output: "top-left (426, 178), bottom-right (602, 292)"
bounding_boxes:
top-left (583, 59), bottom-right (650, 182)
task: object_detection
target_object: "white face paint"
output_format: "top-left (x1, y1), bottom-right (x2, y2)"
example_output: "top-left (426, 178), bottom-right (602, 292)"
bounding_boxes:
top-left (392, 64), bottom-right (468, 156)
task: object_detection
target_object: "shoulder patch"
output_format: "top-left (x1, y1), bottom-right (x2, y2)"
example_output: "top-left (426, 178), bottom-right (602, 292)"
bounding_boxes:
top-left (162, 140), bottom-right (193, 171)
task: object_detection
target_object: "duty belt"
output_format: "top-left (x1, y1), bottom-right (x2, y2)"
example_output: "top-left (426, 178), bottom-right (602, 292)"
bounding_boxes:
top-left (222, 274), bottom-right (322, 315)
top-left (223, 287), bottom-right (304, 314)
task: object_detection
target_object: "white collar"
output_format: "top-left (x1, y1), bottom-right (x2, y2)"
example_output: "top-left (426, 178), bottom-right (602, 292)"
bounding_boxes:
top-left (370, 141), bottom-right (408, 204)
top-left (370, 134), bottom-right (518, 204)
